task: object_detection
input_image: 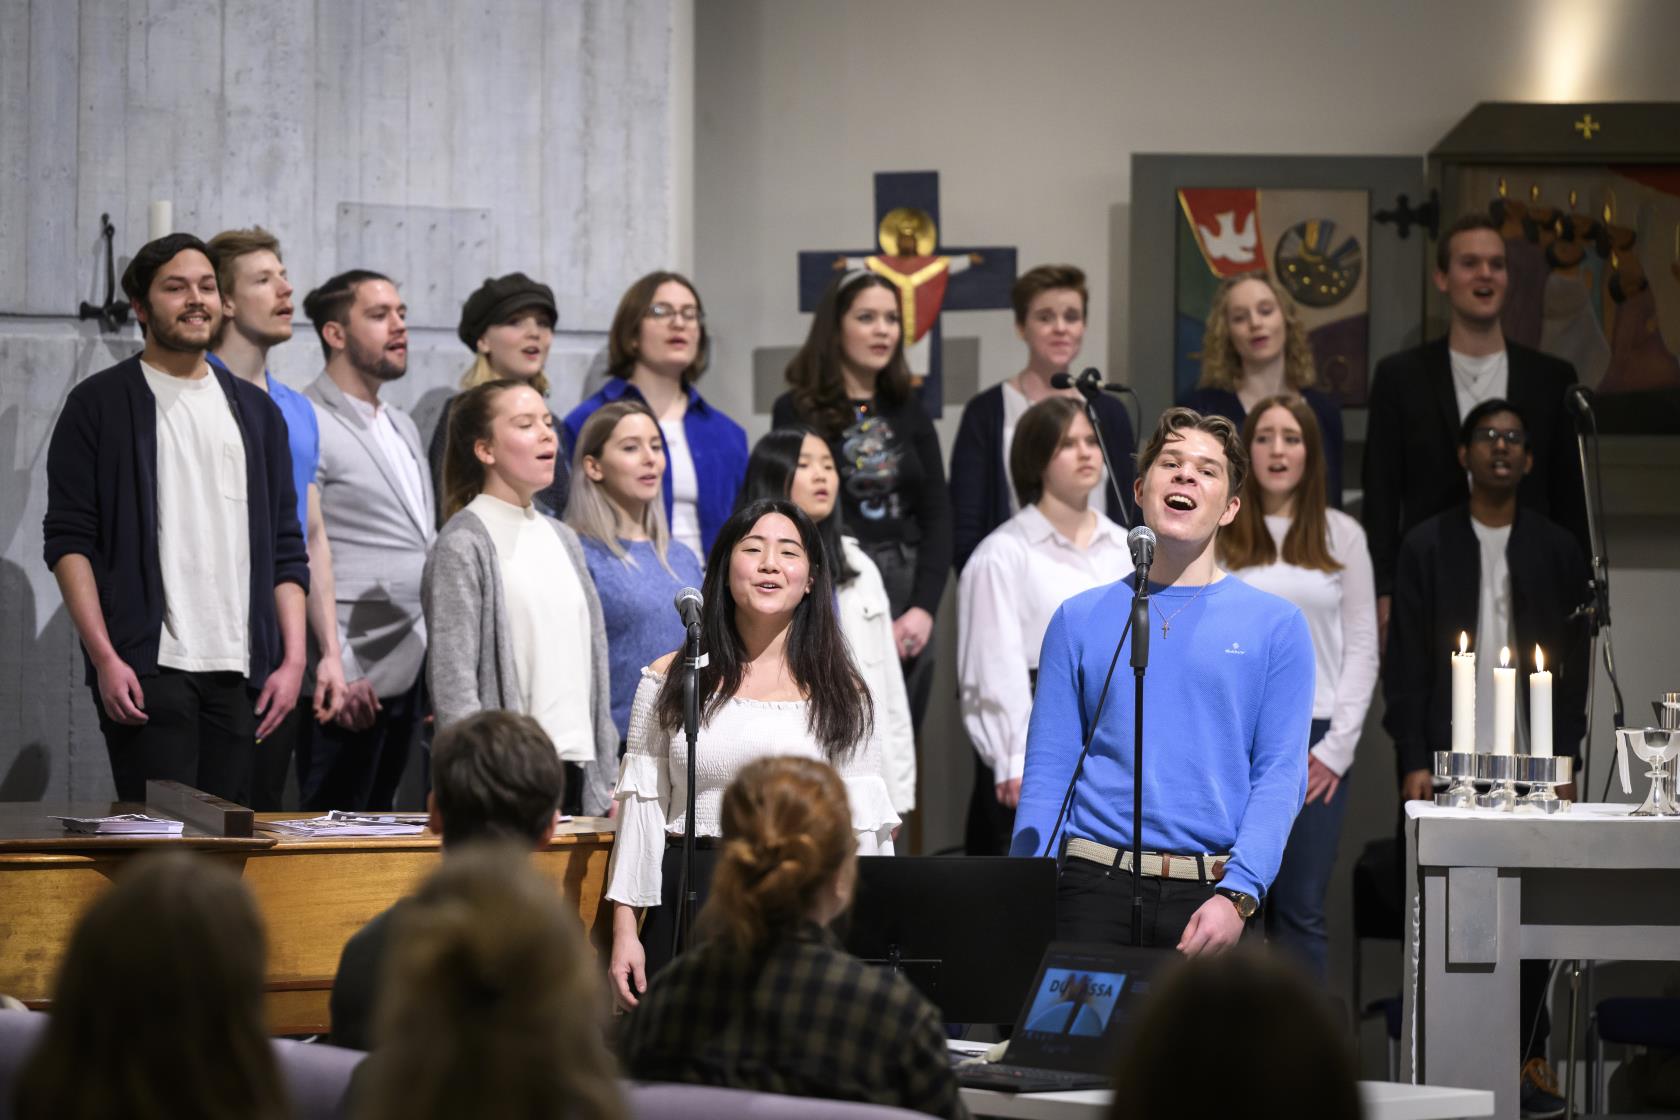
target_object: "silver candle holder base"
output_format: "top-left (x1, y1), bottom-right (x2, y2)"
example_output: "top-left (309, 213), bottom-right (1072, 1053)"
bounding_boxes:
top-left (1518, 755), bottom-right (1573, 814)
top-left (1476, 753), bottom-right (1521, 811)
top-left (1433, 751), bottom-right (1479, 809)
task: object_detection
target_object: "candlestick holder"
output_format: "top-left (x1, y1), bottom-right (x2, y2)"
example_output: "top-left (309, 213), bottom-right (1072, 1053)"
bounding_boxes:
top-left (1432, 751), bottom-right (1479, 809)
top-left (1476, 753), bottom-right (1521, 811)
top-left (1518, 755), bottom-right (1573, 814)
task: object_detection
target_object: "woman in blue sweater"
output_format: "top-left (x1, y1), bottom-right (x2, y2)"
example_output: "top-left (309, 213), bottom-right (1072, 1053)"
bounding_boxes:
top-left (565, 400), bottom-right (704, 747)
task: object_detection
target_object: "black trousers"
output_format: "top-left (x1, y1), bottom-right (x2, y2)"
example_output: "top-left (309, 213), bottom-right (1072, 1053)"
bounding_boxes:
top-left (1055, 856), bottom-right (1238, 949)
top-left (94, 668), bottom-right (256, 804)
top-left (640, 843), bottom-right (721, 982)
top-left (250, 700), bottom-right (306, 810)
top-left (965, 752), bottom-right (1016, 856)
top-left (861, 539), bottom-right (935, 731)
top-left (299, 676), bottom-right (424, 811)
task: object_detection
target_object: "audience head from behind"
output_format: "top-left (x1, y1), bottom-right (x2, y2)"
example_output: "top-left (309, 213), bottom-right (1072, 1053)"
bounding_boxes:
top-left (354, 844), bottom-right (626, 1120)
top-left (701, 755), bottom-right (860, 951)
top-left (606, 270), bottom-right (710, 386)
top-left (739, 427), bottom-right (860, 585)
top-left (1456, 397), bottom-right (1532, 498)
top-left (1218, 393), bottom-right (1341, 573)
top-left (429, 708), bottom-right (566, 851)
top-left (1198, 269), bottom-right (1317, 393)
top-left (456, 272), bottom-right (558, 395)
top-left (654, 498), bottom-right (869, 760)
top-left (1009, 395), bottom-right (1105, 512)
top-left (1133, 407), bottom-right (1247, 553)
top-left (565, 398), bottom-right (680, 573)
top-left (438, 377), bottom-right (561, 522)
top-left (207, 225), bottom-right (294, 352)
top-left (301, 268), bottom-right (407, 381)
top-left (1108, 947), bottom-right (1362, 1120)
top-left (120, 232), bottom-right (221, 349)
top-left (784, 270), bottom-right (911, 438)
top-left (13, 851), bottom-right (287, 1120)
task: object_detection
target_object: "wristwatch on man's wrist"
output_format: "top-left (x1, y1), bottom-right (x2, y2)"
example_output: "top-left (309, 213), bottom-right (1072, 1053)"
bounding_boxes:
top-left (1214, 886), bottom-right (1259, 921)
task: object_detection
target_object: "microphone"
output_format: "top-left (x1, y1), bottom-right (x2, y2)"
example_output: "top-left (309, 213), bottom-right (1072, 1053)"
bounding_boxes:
top-left (1051, 368), bottom-right (1127, 395)
top-left (1566, 383), bottom-right (1595, 418)
top-left (673, 586), bottom-right (703, 629)
top-left (1127, 525), bottom-right (1156, 585)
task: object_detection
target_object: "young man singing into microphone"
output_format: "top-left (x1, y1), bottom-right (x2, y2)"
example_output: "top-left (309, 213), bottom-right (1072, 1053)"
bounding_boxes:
top-left (1010, 408), bottom-right (1315, 954)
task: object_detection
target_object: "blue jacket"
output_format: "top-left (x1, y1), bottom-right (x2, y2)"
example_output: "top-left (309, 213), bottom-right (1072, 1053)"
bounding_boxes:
top-left (563, 378), bottom-right (748, 560)
top-left (43, 354), bottom-right (309, 689)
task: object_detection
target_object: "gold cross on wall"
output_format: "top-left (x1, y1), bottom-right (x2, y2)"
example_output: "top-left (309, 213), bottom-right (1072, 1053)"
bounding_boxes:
top-left (1574, 113), bottom-right (1601, 140)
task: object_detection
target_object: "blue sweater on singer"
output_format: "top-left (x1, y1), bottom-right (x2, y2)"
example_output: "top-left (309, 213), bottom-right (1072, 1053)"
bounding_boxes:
top-left (580, 536), bottom-right (704, 741)
top-left (1009, 573), bottom-right (1315, 900)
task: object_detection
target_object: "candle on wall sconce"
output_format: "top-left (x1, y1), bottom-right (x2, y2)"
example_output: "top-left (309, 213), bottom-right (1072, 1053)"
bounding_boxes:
top-left (148, 200), bottom-right (173, 242)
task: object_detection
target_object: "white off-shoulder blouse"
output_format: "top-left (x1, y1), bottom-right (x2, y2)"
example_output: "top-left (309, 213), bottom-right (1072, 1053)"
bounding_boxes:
top-left (603, 668), bottom-right (899, 909)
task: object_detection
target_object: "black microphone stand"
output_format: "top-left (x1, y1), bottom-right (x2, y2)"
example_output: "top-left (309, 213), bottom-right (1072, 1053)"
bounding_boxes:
top-left (1128, 565), bottom-right (1150, 947)
top-left (1569, 389), bottom-right (1624, 800)
top-left (1060, 369), bottom-right (1133, 529)
top-left (673, 620), bottom-right (703, 959)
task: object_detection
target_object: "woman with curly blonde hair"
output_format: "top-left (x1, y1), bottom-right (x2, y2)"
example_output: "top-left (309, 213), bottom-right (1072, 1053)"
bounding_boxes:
top-left (1181, 271), bottom-right (1345, 506)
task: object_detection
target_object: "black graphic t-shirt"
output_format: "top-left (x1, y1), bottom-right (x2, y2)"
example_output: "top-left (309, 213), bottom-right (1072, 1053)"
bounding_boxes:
top-left (771, 391), bottom-right (952, 617)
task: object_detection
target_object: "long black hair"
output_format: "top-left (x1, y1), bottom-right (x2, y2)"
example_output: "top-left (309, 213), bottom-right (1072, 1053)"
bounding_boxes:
top-left (655, 498), bottom-right (871, 760)
top-left (738, 427), bottom-right (860, 586)
top-left (783, 271), bottom-right (912, 439)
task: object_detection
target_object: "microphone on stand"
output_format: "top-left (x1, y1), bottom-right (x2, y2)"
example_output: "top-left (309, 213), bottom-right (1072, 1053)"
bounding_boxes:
top-left (1564, 380), bottom-right (1625, 800)
top-left (1050, 368), bottom-right (1135, 529)
top-left (1126, 525), bottom-right (1156, 587)
top-left (673, 586), bottom-right (703, 630)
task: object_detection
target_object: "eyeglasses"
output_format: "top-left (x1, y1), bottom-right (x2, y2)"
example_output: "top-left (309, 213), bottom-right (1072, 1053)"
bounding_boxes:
top-left (1469, 427), bottom-right (1527, 446)
top-left (646, 302), bottom-right (704, 324)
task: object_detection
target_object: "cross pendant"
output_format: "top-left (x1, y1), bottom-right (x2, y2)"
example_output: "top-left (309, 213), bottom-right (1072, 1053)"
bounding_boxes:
top-left (1160, 621), bottom-right (1170, 639)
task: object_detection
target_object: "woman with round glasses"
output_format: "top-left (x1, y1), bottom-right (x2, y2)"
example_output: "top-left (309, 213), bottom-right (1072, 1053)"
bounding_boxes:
top-left (564, 272), bottom-right (748, 561)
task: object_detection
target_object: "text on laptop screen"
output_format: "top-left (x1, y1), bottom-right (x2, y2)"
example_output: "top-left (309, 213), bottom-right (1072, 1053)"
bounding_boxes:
top-left (1021, 968), bottom-right (1132, 1039)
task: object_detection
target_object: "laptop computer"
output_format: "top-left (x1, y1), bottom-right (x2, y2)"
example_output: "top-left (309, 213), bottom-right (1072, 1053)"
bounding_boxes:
top-left (955, 941), bottom-right (1173, 1094)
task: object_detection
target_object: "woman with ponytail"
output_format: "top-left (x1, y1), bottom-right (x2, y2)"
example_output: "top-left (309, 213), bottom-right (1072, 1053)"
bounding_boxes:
top-left (603, 498), bottom-right (898, 1008)
top-left (354, 844), bottom-right (627, 1120)
top-left (619, 756), bottom-right (967, 1119)
top-left (421, 378), bottom-right (617, 816)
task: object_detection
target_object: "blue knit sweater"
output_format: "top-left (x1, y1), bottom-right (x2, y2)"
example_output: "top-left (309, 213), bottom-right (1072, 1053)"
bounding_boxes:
top-left (579, 537), bottom-right (704, 740)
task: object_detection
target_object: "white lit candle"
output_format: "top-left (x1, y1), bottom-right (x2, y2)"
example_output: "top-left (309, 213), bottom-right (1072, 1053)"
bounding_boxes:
top-left (1451, 631), bottom-right (1476, 753)
top-left (148, 199), bottom-right (173, 241)
top-left (1530, 645), bottom-right (1552, 759)
top-left (1493, 646), bottom-right (1516, 755)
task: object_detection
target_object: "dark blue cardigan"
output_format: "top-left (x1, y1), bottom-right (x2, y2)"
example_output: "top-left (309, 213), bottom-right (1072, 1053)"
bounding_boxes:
top-left (43, 354), bottom-right (309, 689)
top-left (949, 385), bottom-right (1138, 573)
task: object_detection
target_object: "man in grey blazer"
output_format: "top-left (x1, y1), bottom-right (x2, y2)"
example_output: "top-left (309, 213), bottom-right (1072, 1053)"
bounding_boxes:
top-left (299, 269), bottom-right (435, 810)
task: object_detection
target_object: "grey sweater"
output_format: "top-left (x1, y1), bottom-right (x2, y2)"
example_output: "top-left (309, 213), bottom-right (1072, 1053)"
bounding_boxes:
top-left (422, 508), bottom-right (618, 815)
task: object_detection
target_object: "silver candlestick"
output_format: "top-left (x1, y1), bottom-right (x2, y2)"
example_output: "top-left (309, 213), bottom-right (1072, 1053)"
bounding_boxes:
top-left (1476, 753), bottom-right (1521, 812)
top-left (1433, 751), bottom-right (1479, 809)
top-left (1519, 755), bottom-right (1573, 814)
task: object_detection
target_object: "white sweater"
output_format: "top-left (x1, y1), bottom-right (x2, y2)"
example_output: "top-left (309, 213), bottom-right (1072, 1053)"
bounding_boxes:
top-left (1231, 511), bottom-right (1379, 776)
top-left (838, 537), bottom-right (917, 813)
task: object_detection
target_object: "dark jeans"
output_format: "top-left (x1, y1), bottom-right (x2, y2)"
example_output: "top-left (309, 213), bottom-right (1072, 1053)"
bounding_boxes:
top-left (860, 539), bottom-right (934, 731)
top-left (965, 752), bottom-right (1016, 856)
top-left (1056, 856), bottom-right (1230, 949)
top-left (94, 668), bottom-right (256, 804)
top-left (299, 676), bottom-right (424, 811)
top-left (1263, 718), bottom-right (1346, 981)
top-left (640, 842), bottom-right (721, 981)
top-left (250, 700), bottom-right (307, 811)
top-left (560, 760), bottom-right (584, 818)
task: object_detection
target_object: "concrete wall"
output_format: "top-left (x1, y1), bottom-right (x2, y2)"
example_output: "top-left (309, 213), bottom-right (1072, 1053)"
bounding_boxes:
top-left (0, 0), bottom-right (691, 799)
top-left (693, 0), bottom-right (1680, 1035)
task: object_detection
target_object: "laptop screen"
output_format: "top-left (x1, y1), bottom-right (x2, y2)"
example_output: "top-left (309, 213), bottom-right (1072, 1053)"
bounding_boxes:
top-left (1005, 943), bottom-right (1173, 1074)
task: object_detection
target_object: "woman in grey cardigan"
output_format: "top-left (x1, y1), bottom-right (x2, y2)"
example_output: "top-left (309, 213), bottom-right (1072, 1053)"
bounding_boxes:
top-left (422, 379), bottom-right (618, 816)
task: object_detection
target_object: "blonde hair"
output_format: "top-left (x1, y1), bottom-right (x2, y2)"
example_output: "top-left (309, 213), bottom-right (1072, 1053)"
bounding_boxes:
top-left (563, 400), bottom-right (678, 576)
top-left (459, 351), bottom-right (551, 397)
top-left (699, 757), bottom-right (858, 954)
top-left (1197, 271), bottom-right (1317, 393)
top-left (356, 843), bottom-right (626, 1120)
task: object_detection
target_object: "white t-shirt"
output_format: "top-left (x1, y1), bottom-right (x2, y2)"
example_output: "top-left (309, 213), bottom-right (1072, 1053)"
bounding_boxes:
top-left (466, 493), bottom-right (595, 763)
top-left (1000, 380), bottom-right (1109, 519)
top-left (1230, 511), bottom-right (1380, 776)
top-left (345, 393), bottom-right (428, 530)
top-left (1449, 348), bottom-right (1509, 421)
top-left (662, 420), bottom-right (703, 563)
top-left (1470, 518), bottom-right (1526, 751)
top-left (142, 361), bottom-right (251, 675)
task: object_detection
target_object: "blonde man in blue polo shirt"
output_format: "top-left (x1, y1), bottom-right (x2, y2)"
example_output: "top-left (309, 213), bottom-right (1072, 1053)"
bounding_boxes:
top-left (209, 227), bottom-right (347, 808)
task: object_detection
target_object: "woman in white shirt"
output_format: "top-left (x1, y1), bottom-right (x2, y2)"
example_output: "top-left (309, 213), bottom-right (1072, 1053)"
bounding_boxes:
top-left (957, 397), bottom-right (1133, 855)
top-left (605, 498), bottom-right (898, 1009)
top-left (421, 380), bottom-right (618, 817)
top-left (738, 428), bottom-right (917, 817)
top-left (1219, 392), bottom-right (1378, 981)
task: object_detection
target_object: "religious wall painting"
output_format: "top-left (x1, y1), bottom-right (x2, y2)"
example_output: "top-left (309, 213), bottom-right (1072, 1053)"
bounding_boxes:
top-left (1452, 165), bottom-right (1680, 432)
top-left (1173, 187), bottom-right (1372, 408)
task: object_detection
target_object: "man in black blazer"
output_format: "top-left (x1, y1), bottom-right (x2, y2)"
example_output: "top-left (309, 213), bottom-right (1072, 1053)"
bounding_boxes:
top-left (1363, 213), bottom-right (1588, 646)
